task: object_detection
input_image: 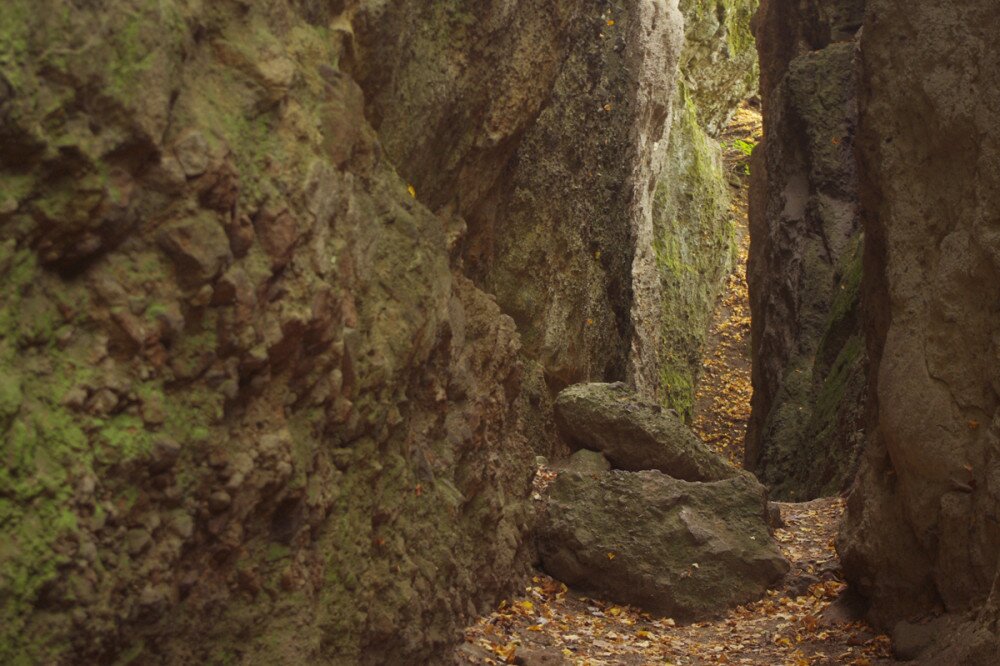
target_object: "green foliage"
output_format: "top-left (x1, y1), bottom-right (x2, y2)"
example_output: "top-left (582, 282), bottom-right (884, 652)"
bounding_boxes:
top-left (732, 138), bottom-right (756, 156)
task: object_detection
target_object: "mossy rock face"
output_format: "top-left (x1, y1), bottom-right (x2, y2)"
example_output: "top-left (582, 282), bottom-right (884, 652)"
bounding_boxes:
top-left (0, 2), bottom-right (542, 663)
top-left (646, 0), bottom-right (758, 419)
top-left (678, 0), bottom-right (760, 135)
top-left (652, 83), bottom-right (737, 420)
top-left (354, 0), bottom-right (687, 393)
top-left (751, 238), bottom-right (867, 499)
top-left (352, 0), bottom-right (757, 416)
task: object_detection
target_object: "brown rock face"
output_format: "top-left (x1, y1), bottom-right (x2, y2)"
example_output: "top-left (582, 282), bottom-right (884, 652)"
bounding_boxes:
top-left (837, 0), bottom-right (1000, 660)
top-left (554, 383), bottom-right (742, 482)
top-left (746, 0), bottom-right (868, 498)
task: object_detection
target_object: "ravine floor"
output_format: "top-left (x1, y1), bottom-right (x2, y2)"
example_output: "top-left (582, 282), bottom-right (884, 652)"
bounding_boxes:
top-left (454, 495), bottom-right (893, 665)
top-left (453, 105), bottom-right (894, 666)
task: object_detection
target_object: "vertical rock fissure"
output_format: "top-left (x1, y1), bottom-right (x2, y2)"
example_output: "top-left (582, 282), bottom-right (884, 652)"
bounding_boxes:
top-left (747, 0), bottom-right (867, 501)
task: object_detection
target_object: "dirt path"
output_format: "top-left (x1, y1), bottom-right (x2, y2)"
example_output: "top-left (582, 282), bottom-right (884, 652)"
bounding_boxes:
top-left (690, 103), bottom-right (759, 468)
top-left (455, 497), bottom-right (892, 665)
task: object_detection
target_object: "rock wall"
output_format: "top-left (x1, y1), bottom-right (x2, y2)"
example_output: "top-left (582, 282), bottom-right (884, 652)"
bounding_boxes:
top-left (0, 0), bottom-right (732, 662)
top-left (0, 1), bottom-right (540, 662)
top-left (745, 0), bottom-right (867, 498)
top-left (0, 0), bottom-right (774, 661)
top-left (353, 0), bottom-right (684, 397)
top-left (838, 0), bottom-right (1000, 658)
top-left (354, 0), bottom-right (759, 423)
top-left (653, 0), bottom-right (758, 420)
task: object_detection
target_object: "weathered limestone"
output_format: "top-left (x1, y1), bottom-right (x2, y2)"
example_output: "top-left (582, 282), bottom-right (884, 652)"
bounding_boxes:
top-left (545, 381), bottom-right (786, 618)
top-left (538, 470), bottom-right (789, 619)
top-left (0, 0), bottom-right (722, 662)
top-left (355, 0), bottom-right (685, 396)
top-left (0, 0), bottom-right (774, 662)
top-left (837, 3), bottom-right (1000, 663)
top-left (0, 2), bottom-right (542, 662)
top-left (652, 0), bottom-right (759, 418)
top-left (746, 0), bottom-right (867, 498)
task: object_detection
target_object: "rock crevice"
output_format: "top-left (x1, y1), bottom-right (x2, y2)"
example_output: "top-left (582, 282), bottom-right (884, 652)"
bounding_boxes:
top-left (746, 0), bottom-right (867, 499)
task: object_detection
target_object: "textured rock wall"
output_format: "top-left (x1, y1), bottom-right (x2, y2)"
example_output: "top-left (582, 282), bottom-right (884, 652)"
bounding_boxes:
top-left (652, 0), bottom-right (758, 419)
top-left (745, 0), bottom-right (867, 498)
top-left (352, 0), bottom-right (760, 424)
top-left (0, 1), bottom-right (539, 662)
top-left (354, 0), bottom-right (685, 398)
top-left (0, 0), bottom-right (721, 662)
top-left (838, 0), bottom-right (1000, 656)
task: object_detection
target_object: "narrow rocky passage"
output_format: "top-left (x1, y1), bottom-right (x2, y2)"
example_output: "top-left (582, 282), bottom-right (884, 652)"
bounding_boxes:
top-left (456, 498), bottom-right (892, 666)
top-left (690, 102), bottom-right (760, 468)
top-left (3, 2), bottom-right (998, 663)
top-left (454, 108), bottom-right (893, 666)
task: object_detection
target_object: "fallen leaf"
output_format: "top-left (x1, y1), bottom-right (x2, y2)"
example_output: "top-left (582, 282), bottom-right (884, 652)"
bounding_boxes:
top-left (514, 600), bottom-right (534, 614)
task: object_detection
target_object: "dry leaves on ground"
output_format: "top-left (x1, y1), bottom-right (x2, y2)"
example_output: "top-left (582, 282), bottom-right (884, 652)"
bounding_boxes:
top-left (689, 104), bottom-right (760, 468)
top-left (456, 498), bottom-right (892, 666)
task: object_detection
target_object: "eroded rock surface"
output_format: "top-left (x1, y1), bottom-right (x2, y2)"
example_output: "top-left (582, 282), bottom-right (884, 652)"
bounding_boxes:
top-left (652, 0), bottom-right (759, 417)
top-left (746, 0), bottom-right (868, 498)
top-left (354, 0), bottom-right (685, 394)
top-left (837, 2), bottom-right (1000, 661)
top-left (555, 383), bottom-right (742, 481)
top-left (537, 470), bottom-right (789, 619)
top-left (0, 0), bottom-right (778, 663)
top-left (0, 2), bottom-right (546, 662)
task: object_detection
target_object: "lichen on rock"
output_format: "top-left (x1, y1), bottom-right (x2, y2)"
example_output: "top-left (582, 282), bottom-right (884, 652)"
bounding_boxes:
top-left (651, 0), bottom-right (759, 419)
top-left (0, 2), bottom-right (537, 662)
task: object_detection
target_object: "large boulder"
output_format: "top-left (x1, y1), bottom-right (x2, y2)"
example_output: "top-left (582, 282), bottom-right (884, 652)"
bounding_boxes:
top-left (537, 470), bottom-right (789, 619)
top-left (554, 383), bottom-right (741, 481)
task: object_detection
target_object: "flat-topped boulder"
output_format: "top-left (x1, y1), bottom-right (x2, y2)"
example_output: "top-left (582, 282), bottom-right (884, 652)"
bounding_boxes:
top-left (554, 449), bottom-right (612, 475)
top-left (554, 383), bottom-right (741, 482)
top-left (537, 470), bottom-right (789, 620)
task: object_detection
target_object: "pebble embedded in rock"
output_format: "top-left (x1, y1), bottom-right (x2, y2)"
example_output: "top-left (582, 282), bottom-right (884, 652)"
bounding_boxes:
top-left (208, 491), bottom-right (232, 513)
